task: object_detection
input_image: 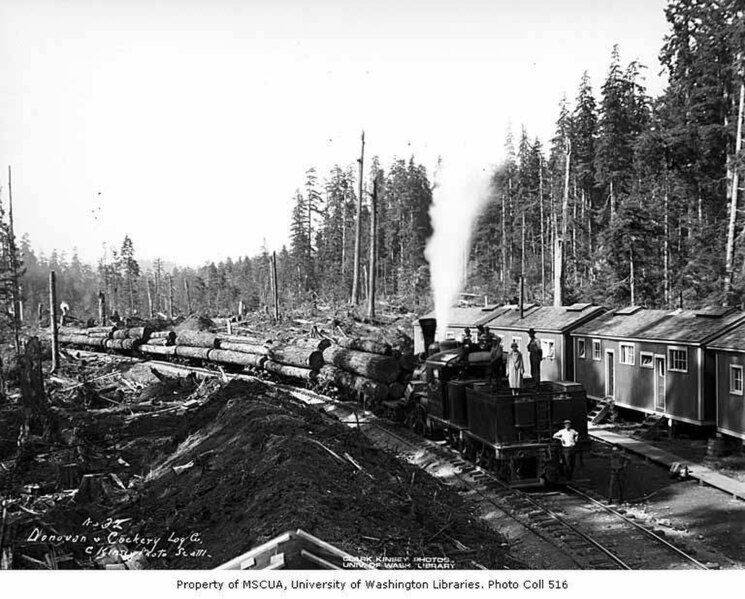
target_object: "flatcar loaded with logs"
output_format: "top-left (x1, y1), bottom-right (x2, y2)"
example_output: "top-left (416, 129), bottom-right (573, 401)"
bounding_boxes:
top-left (399, 318), bottom-right (589, 487)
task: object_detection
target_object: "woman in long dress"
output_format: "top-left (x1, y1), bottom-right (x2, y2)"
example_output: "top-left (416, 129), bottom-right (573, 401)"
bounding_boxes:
top-left (507, 342), bottom-right (524, 395)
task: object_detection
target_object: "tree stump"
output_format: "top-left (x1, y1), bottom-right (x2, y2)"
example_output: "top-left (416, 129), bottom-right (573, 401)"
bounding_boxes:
top-left (19, 337), bottom-right (48, 434)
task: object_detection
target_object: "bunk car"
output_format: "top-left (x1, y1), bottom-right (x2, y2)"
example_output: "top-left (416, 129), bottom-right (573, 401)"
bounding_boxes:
top-left (411, 348), bottom-right (589, 487)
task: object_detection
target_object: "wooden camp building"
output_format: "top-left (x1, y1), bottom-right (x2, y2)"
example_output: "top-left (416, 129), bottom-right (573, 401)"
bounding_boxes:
top-left (476, 303), bottom-right (606, 382)
top-left (708, 322), bottom-right (745, 441)
top-left (570, 306), bottom-right (745, 426)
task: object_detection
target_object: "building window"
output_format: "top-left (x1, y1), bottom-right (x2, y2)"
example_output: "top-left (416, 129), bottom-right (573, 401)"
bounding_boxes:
top-left (541, 339), bottom-right (555, 360)
top-left (668, 348), bottom-right (688, 373)
top-left (592, 340), bottom-right (602, 361)
top-left (730, 365), bottom-right (743, 395)
top-left (640, 352), bottom-right (653, 369)
top-left (620, 343), bottom-right (635, 366)
top-left (578, 338), bottom-right (586, 359)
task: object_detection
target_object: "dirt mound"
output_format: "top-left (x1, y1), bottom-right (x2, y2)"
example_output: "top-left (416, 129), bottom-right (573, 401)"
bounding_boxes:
top-left (175, 315), bottom-right (215, 333)
top-left (110, 380), bottom-right (517, 569)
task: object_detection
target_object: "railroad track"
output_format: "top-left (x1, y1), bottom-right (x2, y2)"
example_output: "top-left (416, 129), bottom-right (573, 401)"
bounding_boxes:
top-left (360, 419), bottom-right (709, 570)
top-left (63, 351), bottom-right (709, 570)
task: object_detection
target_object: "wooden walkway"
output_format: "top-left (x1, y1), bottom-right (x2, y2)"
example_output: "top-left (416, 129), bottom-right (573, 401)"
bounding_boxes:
top-left (590, 429), bottom-right (745, 502)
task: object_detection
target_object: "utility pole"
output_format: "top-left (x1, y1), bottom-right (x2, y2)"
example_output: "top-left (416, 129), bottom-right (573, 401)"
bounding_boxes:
top-left (7, 166), bottom-right (21, 353)
top-left (367, 179), bottom-right (378, 320)
top-left (351, 130), bottom-right (365, 305)
top-left (49, 271), bottom-right (59, 373)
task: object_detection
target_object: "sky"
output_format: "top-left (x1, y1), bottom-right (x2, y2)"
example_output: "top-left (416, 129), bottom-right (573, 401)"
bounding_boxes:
top-left (0, 0), bottom-right (670, 267)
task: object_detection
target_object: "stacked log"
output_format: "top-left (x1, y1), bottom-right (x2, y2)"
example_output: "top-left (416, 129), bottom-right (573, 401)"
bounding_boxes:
top-left (337, 337), bottom-right (392, 356)
top-left (150, 330), bottom-right (177, 344)
top-left (219, 334), bottom-right (271, 346)
top-left (388, 382), bottom-right (406, 400)
top-left (207, 349), bottom-right (267, 369)
top-left (145, 338), bottom-right (172, 347)
top-left (129, 326), bottom-right (151, 341)
top-left (268, 345), bottom-right (324, 370)
top-left (399, 353), bottom-right (419, 372)
top-left (175, 346), bottom-right (212, 360)
top-left (264, 361), bottom-right (318, 382)
top-left (175, 331), bottom-right (219, 349)
top-left (85, 326), bottom-right (116, 337)
top-left (104, 338), bottom-right (140, 351)
top-left (322, 345), bottom-right (400, 384)
top-left (292, 337), bottom-right (332, 352)
top-left (319, 366), bottom-right (388, 402)
top-left (139, 344), bottom-right (178, 357)
top-left (218, 341), bottom-right (270, 356)
top-left (59, 333), bottom-right (106, 348)
top-left (110, 327), bottom-right (152, 342)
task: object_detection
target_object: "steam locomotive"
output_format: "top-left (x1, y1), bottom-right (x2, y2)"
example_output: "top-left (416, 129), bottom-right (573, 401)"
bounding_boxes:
top-left (400, 318), bottom-right (589, 487)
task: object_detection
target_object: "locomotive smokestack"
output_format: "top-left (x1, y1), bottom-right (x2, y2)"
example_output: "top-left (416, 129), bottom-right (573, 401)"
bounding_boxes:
top-left (419, 317), bottom-right (437, 353)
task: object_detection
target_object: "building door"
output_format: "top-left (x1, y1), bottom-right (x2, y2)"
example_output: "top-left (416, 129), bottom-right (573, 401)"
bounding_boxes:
top-left (605, 350), bottom-right (615, 398)
top-left (654, 356), bottom-right (666, 412)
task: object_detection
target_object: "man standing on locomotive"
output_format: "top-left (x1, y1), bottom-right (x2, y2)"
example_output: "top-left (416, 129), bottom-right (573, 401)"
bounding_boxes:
top-left (527, 328), bottom-right (543, 387)
top-left (489, 335), bottom-right (504, 384)
top-left (506, 341), bottom-right (524, 395)
top-left (553, 419), bottom-right (579, 480)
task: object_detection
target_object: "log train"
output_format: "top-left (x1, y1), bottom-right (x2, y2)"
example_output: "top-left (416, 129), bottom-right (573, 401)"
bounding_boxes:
top-left (56, 318), bottom-right (588, 488)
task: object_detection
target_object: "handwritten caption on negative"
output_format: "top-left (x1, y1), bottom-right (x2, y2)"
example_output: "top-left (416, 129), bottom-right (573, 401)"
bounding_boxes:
top-left (26, 516), bottom-right (211, 563)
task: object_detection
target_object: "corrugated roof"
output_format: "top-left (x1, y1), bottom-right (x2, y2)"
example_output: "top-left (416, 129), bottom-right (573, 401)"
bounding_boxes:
top-left (476, 304), bottom-right (607, 333)
top-left (708, 321), bottom-right (745, 351)
top-left (572, 308), bottom-right (745, 345)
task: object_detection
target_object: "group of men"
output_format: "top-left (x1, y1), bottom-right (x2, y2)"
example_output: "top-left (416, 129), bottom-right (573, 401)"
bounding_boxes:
top-left (460, 326), bottom-right (544, 394)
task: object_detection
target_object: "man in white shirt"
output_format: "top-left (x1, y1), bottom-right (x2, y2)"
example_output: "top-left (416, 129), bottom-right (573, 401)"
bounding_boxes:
top-left (553, 419), bottom-right (579, 480)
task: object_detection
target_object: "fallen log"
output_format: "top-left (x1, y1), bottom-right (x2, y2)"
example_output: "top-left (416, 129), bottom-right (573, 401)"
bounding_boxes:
top-left (139, 344), bottom-right (178, 357)
top-left (150, 331), bottom-right (177, 343)
top-left (337, 337), bottom-right (392, 356)
top-left (268, 345), bottom-right (324, 370)
top-left (319, 365), bottom-right (388, 402)
top-left (218, 341), bottom-right (270, 356)
top-left (323, 345), bottom-right (401, 384)
top-left (175, 346), bottom-right (213, 360)
top-left (263, 360), bottom-right (318, 382)
top-left (175, 331), bottom-right (220, 349)
top-left (291, 337), bottom-right (332, 351)
top-left (207, 349), bottom-right (267, 369)
top-left (112, 329), bottom-right (128, 339)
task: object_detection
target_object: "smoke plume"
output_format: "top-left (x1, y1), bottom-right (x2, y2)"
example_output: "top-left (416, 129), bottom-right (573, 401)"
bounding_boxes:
top-left (425, 160), bottom-right (491, 339)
